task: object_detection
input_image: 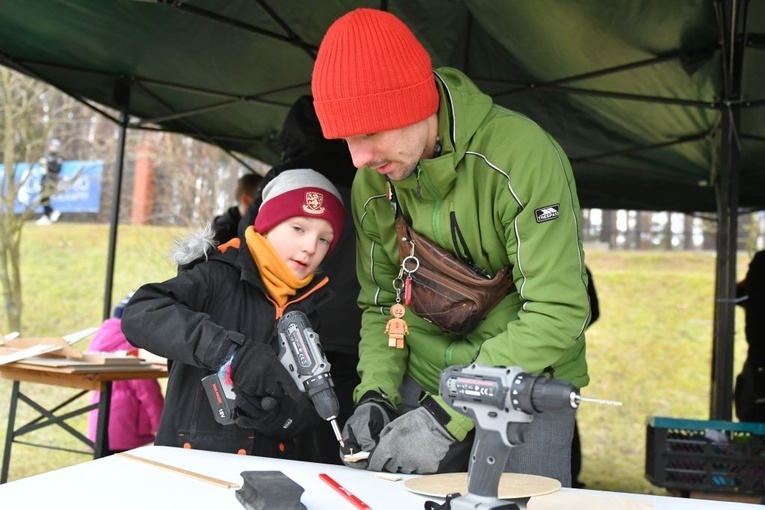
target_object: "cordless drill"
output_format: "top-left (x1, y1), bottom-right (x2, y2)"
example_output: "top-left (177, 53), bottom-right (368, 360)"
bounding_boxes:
top-left (437, 364), bottom-right (581, 510)
top-left (202, 311), bottom-right (344, 448)
top-left (276, 310), bottom-right (344, 447)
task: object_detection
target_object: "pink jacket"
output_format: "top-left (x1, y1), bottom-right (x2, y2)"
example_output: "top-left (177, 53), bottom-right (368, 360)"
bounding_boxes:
top-left (87, 318), bottom-right (165, 451)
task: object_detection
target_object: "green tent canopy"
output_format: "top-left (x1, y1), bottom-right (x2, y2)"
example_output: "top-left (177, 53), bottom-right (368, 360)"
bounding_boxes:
top-left (2, 1), bottom-right (763, 213)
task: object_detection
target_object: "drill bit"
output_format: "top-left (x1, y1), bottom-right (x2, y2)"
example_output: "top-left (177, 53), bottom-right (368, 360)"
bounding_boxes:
top-left (577, 396), bottom-right (623, 406)
top-left (330, 418), bottom-right (345, 447)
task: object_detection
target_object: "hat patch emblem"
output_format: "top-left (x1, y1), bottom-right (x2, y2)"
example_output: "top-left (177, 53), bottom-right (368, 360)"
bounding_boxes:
top-left (303, 192), bottom-right (326, 215)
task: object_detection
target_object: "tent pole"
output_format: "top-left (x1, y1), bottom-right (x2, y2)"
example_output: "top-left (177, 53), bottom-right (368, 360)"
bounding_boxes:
top-left (711, 107), bottom-right (740, 421)
top-left (710, 0), bottom-right (742, 420)
top-left (102, 80), bottom-right (131, 320)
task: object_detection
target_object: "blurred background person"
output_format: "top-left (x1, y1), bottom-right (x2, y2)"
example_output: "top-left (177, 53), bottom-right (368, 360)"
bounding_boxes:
top-left (211, 172), bottom-right (263, 244)
top-left (734, 251), bottom-right (765, 422)
top-left (36, 138), bottom-right (64, 225)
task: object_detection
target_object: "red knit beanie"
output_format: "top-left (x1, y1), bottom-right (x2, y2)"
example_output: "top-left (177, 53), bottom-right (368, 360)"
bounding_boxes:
top-left (254, 169), bottom-right (345, 254)
top-left (311, 8), bottom-right (439, 139)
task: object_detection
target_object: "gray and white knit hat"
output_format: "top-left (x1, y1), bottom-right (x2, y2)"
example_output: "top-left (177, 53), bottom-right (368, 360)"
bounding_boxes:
top-left (254, 168), bottom-right (344, 253)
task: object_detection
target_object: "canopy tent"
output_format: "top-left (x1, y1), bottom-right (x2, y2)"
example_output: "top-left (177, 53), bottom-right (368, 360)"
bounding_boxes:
top-left (1, 0), bottom-right (763, 419)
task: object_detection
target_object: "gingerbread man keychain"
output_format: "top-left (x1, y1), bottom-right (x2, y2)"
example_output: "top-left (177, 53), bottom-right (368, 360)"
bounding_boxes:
top-left (386, 243), bottom-right (418, 348)
top-left (386, 302), bottom-right (408, 349)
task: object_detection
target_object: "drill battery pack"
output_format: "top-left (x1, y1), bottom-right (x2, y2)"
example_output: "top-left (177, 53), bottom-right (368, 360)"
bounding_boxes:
top-left (202, 359), bottom-right (236, 425)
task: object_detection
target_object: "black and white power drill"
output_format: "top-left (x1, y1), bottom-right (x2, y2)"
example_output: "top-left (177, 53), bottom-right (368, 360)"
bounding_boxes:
top-left (276, 310), bottom-right (344, 446)
top-left (202, 311), bottom-right (344, 447)
top-left (434, 364), bottom-right (582, 510)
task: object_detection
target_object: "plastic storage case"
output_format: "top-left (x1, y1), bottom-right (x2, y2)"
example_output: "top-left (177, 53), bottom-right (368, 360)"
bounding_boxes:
top-left (645, 416), bottom-right (765, 495)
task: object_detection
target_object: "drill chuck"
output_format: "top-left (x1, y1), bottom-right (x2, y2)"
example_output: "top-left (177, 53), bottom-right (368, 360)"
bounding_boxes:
top-left (511, 372), bottom-right (580, 414)
top-left (304, 373), bottom-right (340, 421)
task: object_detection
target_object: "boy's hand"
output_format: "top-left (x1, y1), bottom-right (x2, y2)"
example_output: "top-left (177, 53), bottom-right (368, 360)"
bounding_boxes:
top-left (230, 341), bottom-right (301, 400)
top-left (235, 393), bottom-right (320, 439)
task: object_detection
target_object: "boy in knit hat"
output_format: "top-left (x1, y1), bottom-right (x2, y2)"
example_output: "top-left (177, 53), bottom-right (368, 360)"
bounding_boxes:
top-left (312, 9), bottom-right (590, 483)
top-left (121, 168), bottom-right (345, 461)
top-left (239, 95), bottom-right (362, 466)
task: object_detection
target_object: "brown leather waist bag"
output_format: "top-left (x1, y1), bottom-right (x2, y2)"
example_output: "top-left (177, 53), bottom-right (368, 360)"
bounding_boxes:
top-left (395, 216), bottom-right (514, 336)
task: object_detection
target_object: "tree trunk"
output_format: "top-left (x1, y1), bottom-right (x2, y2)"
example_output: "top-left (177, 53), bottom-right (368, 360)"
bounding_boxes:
top-left (1, 69), bottom-right (22, 331)
top-left (600, 209), bottom-right (614, 248)
top-left (662, 213), bottom-right (673, 250)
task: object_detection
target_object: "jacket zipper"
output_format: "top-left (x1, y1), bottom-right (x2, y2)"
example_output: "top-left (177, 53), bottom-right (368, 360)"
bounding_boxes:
top-left (416, 169), bottom-right (447, 247)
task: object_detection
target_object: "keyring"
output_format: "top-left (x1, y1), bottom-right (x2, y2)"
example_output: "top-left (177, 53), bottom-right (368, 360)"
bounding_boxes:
top-left (402, 255), bottom-right (420, 274)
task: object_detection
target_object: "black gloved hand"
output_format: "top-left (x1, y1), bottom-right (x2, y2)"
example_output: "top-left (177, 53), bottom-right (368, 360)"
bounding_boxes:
top-left (235, 393), bottom-right (321, 440)
top-left (230, 341), bottom-right (321, 439)
top-left (340, 391), bottom-right (397, 468)
top-left (230, 341), bottom-right (301, 401)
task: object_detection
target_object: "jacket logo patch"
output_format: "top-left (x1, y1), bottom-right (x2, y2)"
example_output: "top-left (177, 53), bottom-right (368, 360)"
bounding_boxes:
top-left (303, 192), bottom-right (326, 215)
top-left (534, 204), bottom-right (560, 223)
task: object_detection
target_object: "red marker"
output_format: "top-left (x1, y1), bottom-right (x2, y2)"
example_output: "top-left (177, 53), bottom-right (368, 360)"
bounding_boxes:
top-left (318, 473), bottom-right (371, 510)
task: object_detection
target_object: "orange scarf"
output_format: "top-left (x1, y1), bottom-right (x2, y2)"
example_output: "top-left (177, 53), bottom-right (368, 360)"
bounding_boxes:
top-left (245, 226), bottom-right (313, 307)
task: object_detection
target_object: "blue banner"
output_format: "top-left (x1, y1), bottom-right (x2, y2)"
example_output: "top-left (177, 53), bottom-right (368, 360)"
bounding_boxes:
top-left (0, 160), bottom-right (104, 214)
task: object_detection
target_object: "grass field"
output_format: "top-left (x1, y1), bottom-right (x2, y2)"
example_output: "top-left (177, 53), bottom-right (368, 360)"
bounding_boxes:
top-left (0, 222), bottom-right (751, 495)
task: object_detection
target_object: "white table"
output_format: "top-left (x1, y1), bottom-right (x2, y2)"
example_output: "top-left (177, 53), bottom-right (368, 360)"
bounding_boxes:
top-left (0, 445), bottom-right (760, 509)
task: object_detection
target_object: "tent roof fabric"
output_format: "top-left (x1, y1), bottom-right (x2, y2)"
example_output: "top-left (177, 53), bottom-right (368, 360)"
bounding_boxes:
top-left (0, 0), bottom-right (763, 215)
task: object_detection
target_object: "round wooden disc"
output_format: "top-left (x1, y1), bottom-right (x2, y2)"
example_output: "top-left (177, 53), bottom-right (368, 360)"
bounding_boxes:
top-left (403, 472), bottom-right (561, 499)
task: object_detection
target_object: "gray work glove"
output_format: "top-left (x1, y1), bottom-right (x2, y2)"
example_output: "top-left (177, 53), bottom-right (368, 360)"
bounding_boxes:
top-left (340, 391), bottom-right (396, 469)
top-left (367, 405), bottom-right (468, 474)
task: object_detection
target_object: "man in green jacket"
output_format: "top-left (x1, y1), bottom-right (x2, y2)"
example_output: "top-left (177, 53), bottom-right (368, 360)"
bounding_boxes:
top-left (312, 8), bottom-right (591, 484)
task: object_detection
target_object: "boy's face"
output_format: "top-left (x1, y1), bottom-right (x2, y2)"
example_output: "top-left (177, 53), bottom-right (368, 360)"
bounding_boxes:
top-left (265, 216), bottom-right (335, 279)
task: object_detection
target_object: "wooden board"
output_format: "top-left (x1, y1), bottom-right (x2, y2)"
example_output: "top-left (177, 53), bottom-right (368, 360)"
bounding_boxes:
top-left (7, 359), bottom-right (159, 373)
top-left (403, 472), bottom-right (560, 499)
top-left (0, 337), bottom-right (81, 362)
top-left (0, 364), bottom-right (168, 391)
top-left (0, 344), bottom-right (61, 365)
top-left (0, 327), bottom-right (99, 365)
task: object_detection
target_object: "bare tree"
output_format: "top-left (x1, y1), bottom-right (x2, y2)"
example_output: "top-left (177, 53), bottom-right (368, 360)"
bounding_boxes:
top-left (0, 68), bottom-right (83, 331)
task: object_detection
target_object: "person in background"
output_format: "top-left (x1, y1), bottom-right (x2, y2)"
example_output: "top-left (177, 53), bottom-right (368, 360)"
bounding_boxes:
top-left (571, 267), bottom-right (600, 487)
top-left (311, 9), bottom-right (590, 481)
top-left (734, 250), bottom-right (765, 422)
top-left (87, 294), bottom-right (165, 455)
top-left (239, 95), bottom-right (361, 465)
top-left (211, 172), bottom-right (263, 244)
top-left (121, 169), bottom-right (345, 459)
top-left (36, 139), bottom-right (64, 225)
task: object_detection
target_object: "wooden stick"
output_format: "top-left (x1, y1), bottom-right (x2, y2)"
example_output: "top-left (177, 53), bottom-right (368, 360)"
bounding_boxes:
top-left (117, 452), bottom-right (240, 489)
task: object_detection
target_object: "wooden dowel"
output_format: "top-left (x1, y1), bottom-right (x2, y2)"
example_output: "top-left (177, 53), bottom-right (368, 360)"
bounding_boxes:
top-left (117, 452), bottom-right (240, 489)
